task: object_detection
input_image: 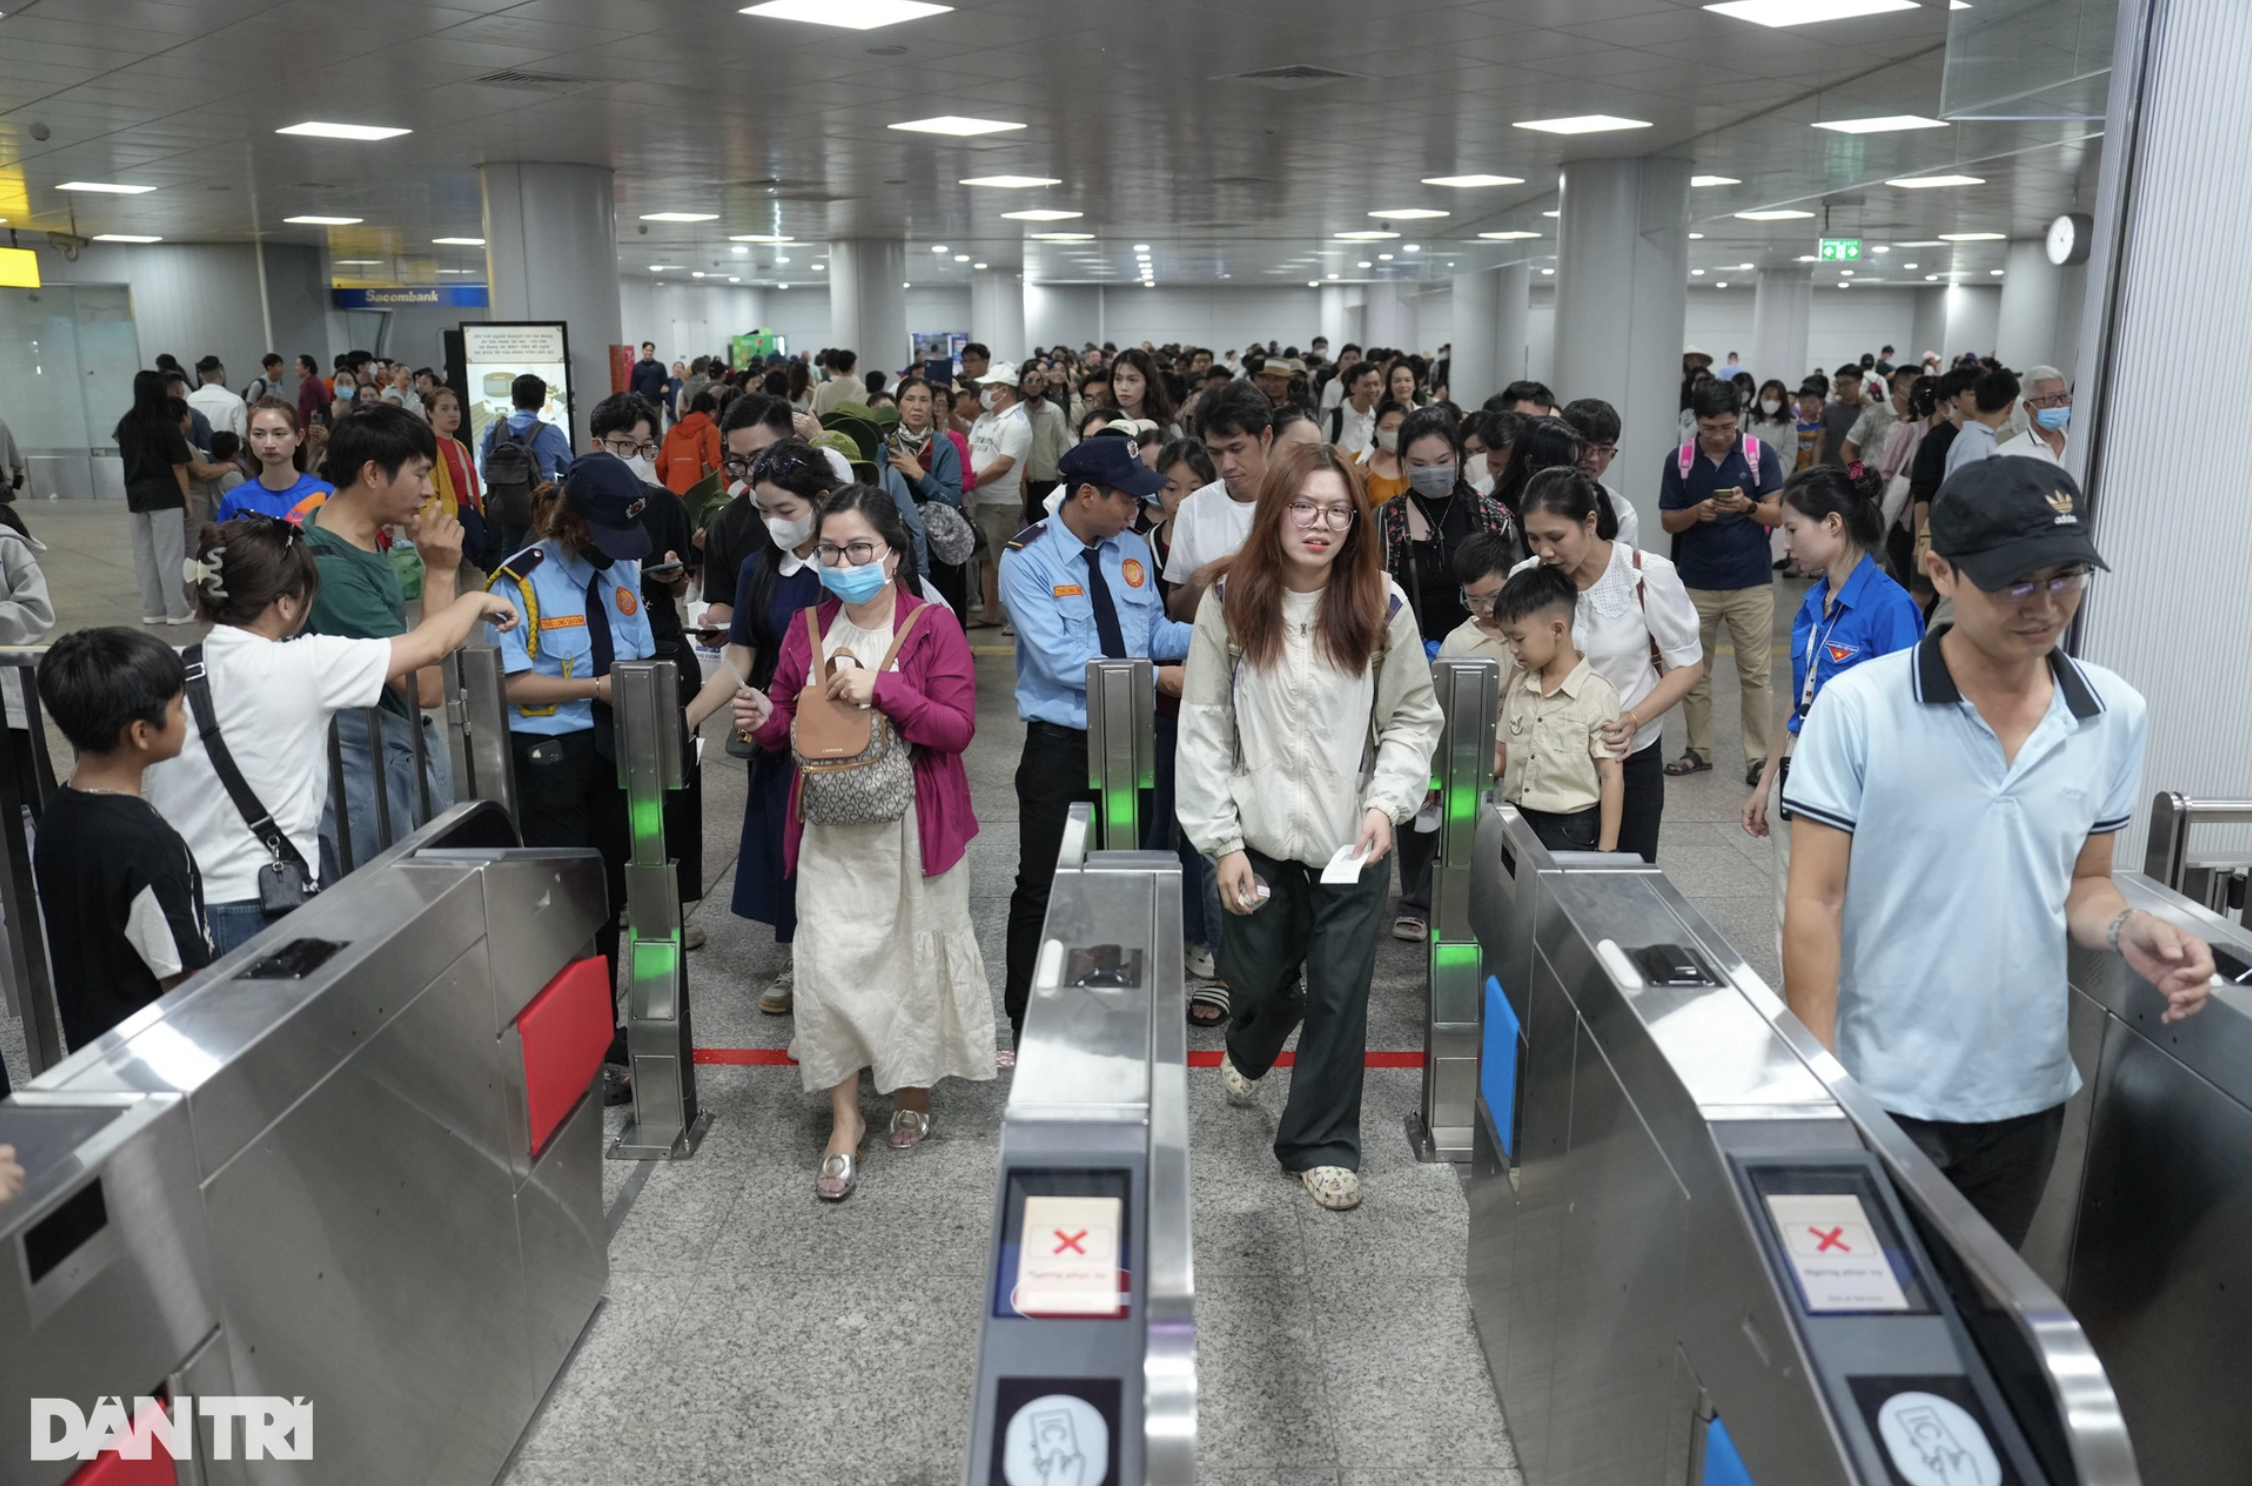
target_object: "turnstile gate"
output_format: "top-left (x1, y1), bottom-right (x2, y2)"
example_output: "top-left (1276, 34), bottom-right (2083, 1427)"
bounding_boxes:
top-left (1, 804), bottom-right (615, 1485)
top-left (966, 803), bottom-right (1195, 1486)
top-left (1408, 657), bottom-right (1500, 1161)
top-left (1465, 802), bottom-right (2138, 1486)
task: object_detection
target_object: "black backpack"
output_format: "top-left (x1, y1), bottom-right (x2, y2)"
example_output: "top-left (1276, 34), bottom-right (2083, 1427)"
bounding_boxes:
top-left (484, 419), bottom-right (544, 527)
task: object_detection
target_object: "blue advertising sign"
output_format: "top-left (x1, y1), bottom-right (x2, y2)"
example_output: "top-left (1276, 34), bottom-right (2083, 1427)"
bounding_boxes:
top-left (331, 285), bottom-right (489, 309)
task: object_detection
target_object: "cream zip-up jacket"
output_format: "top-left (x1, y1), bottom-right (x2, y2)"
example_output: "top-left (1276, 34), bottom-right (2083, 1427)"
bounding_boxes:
top-left (1175, 578), bottom-right (1443, 868)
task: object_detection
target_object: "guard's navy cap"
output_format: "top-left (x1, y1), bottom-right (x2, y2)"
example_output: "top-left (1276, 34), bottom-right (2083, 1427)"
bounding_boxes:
top-left (1057, 435), bottom-right (1168, 502)
top-left (563, 453), bottom-right (655, 561)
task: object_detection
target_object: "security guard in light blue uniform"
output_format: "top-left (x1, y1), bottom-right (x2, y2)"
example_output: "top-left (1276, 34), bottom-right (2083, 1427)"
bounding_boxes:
top-left (999, 435), bottom-right (1193, 1043)
top-left (489, 453), bottom-right (659, 1077)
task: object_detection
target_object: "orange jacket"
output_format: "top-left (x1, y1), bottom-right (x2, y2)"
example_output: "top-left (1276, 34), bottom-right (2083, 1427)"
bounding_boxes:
top-left (659, 411), bottom-right (722, 494)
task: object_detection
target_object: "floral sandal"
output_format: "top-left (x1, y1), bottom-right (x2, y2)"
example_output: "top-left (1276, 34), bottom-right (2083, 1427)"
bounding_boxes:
top-left (1299, 1166), bottom-right (1362, 1211)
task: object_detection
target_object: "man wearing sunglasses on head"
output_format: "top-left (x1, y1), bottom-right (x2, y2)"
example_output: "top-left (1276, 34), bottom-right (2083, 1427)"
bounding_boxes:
top-left (1781, 456), bottom-right (2215, 1249)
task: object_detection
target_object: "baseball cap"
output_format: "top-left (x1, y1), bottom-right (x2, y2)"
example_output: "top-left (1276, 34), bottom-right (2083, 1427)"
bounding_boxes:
top-left (1057, 435), bottom-right (1167, 501)
top-left (1928, 455), bottom-right (2107, 589)
top-left (562, 453), bottom-right (655, 562)
top-left (983, 361), bottom-right (1020, 388)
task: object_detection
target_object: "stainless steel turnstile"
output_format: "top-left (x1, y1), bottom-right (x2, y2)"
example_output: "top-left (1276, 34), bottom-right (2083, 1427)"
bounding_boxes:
top-left (1466, 802), bottom-right (2138, 1486)
top-left (966, 803), bottom-right (1195, 1486)
top-left (1407, 656), bottom-right (1499, 1161)
top-left (1, 804), bottom-right (616, 1485)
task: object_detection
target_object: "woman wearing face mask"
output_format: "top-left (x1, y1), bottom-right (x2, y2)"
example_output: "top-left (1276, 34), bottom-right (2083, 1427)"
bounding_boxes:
top-left (1747, 378), bottom-right (1796, 458)
top-left (1109, 348), bottom-right (1180, 438)
top-left (1510, 468), bottom-right (1704, 864)
top-left (734, 484), bottom-right (991, 1199)
top-left (218, 400), bottom-right (333, 525)
top-left (147, 515), bottom-right (518, 954)
top-left (1175, 443), bottom-right (1442, 1211)
top-left (1354, 398), bottom-right (1412, 505)
top-left (882, 376), bottom-right (968, 613)
top-left (320, 371), bottom-right (356, 429)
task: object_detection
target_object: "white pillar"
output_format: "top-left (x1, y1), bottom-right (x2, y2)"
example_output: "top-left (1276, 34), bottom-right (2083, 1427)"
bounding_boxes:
top-left (1364, 280), bottom-right (1413, 351)
top-left (1994, 238), bottom-right (2065, 369)
top-left (826, 239), bottom-right (908, 372)
top-left (970, 267), bottom-right (1025, 363)
top-left (1319, 285), bottom-right (1352, 348)
top-left (1488, 261), bottom-right (1531, 392)
top-left (1554, 156), bottom-right (1690, 526)
top-left (1448, 268), bottom-right (1498, 409)
top-left (480, 161), bottom-right (621, 446)
top-left (1909, 288), bottom-right (1947, 369)
top-left (1749, 265), bottom-right (1812, 391)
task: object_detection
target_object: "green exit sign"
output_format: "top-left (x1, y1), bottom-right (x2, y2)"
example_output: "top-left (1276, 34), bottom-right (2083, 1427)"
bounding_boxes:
top-left (1819, 237), bottom-right (1862, 261)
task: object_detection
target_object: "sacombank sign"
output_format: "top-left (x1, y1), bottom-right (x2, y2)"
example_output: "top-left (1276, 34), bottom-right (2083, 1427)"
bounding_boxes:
top-left (330, 285), bottom-right (490, 309)
top-left (31, 1396), bottom-right (313, 1462)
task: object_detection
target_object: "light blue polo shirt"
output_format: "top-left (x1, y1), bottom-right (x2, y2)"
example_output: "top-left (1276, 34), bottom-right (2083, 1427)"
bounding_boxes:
top-left (1782, 629), bottom-right (2145, 1123)
top-left (490, 543), bottom-right (656, 735)
top-left (999, 518), bottom-right (1191, 730)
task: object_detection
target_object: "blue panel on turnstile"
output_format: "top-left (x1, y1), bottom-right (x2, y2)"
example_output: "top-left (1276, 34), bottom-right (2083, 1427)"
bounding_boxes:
top-left (1704, 1417), bottom-right (1756, 1486)
top-left (1481, 975), bottom-right (1519, 1156)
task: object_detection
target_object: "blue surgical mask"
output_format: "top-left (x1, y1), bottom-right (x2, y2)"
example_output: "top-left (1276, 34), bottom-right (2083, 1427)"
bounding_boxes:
top-left (817, 558), bottom-right (889, 604)
top-left (2034, 405), bottom-right (2071, 431)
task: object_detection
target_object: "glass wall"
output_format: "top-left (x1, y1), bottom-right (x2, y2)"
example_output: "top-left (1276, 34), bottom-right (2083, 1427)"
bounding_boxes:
top-left (0, 284), bottom-right (141, 498)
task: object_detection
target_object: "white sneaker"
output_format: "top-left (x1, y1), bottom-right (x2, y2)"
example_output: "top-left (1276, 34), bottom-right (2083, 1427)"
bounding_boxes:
top-left (1219, 1051), bottom-right (1259, 1106)
top-left (757, 959), bottom-right (793, 1015)
top-left (1300, 1166), bottom-right (1362, 1211)
top-left (1184, 942), bottom-right (1216, 980)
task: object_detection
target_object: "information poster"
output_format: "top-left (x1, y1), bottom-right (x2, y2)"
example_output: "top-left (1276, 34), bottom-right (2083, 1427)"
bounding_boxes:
top-left (462, 322), bottom-right (570, 455)
top-left (732, 330), bottom-right (787, 370)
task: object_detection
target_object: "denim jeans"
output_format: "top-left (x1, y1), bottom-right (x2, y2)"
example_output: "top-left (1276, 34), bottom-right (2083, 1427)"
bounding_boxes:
top-left (320, 706), bottom-right (454, 874)
top-left (206, 898), bottom-right (280, 958)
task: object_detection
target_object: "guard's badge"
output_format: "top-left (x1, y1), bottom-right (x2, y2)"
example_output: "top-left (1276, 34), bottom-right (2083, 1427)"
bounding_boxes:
top-left (616, 586), bottom-right (639, 616)
top-left (1121, 558), bottom-right (1146, 588)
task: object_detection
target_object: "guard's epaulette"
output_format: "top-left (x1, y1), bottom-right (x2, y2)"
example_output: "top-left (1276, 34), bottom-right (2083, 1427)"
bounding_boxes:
top-left (485, 545), bottom-right (545, 590)
top-left (1003, 521), bottom-right (1047, 551)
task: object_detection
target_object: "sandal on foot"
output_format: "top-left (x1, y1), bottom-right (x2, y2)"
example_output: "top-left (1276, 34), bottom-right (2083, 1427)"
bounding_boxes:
top-left (1744, 759), bottom-right (1767, 787)
top-left (1664, 749), bottom-right (1712, 777)
top-left (1391, 914), bottom-right (1427, 942)
top-left (1300, 1166), bottom-right (1362, 1211)
top-left (815, 1150), bottom-right (860, 1201)
top-left (1187, 982), bottom-right (1230, 1028)
top-left (888, 1108), bottom-right (932, 1149)
top-left (1219, 1051), bottom-right (1260, 1106)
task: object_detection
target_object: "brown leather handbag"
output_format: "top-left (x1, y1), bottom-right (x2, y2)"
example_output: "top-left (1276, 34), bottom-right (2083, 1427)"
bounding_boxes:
top-left (789, 602), bottom-right (927, 824)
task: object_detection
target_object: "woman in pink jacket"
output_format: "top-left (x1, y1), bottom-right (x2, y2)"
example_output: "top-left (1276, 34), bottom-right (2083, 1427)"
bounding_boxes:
top-left (736, 484), bottom-right (994, 1200)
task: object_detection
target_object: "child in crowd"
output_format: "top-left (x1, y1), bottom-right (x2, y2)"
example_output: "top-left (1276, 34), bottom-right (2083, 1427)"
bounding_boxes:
top-left (1793, 382), bottom-right (1825, 473)
top-left (1491, 563), bottom-right (1624, 854)
top-left (32, 627), bottom-right (213, 1051)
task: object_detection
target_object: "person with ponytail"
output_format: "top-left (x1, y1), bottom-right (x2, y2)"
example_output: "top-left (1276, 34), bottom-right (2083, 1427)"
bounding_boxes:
top-left (1741, 465), bottom-right (1923, 946)
top-left (145, 515), bottom-right (518, 954)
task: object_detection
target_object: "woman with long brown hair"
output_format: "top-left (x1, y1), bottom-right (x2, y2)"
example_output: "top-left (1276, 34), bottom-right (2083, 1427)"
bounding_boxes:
top-left (1108, 347), bottom-right (1178, 437)
top-left (1174, 442), bottom-right (1442, 1211)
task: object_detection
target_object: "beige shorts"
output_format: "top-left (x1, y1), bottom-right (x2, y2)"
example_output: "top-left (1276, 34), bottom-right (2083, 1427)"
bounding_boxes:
top-left (976, 501), bottom-right (1025, 557)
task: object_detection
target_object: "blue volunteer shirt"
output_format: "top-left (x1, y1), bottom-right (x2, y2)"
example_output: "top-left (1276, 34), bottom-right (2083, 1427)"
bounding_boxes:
top-left (1658, 433), bottom-right (1782, 590)
top-left (1000, 518), bottom-right (1192, 729)
top-left (1786, 553), bottom-right (1925, 734)
top-left (491, 543), bottom-right (656, 735)
top-left (1782, 632), bottom-right (2147, 1123)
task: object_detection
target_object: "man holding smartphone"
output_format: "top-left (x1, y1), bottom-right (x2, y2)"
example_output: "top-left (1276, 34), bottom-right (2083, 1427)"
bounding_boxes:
top-left (1659, 377), bottom-right (1785, 786)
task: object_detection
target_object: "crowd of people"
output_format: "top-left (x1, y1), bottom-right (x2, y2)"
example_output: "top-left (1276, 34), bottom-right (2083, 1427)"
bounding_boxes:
top-left (1, 318), bottom-right (2215, 1243)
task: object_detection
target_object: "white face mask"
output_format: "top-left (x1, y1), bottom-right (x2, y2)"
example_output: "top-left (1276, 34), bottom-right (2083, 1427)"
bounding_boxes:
top-left (764, 512), bottom-right (815, 549)
top-left (1375, 427), bottom-right (1399, 453)
top-left (1469, 467), bottom-right (1495, 496)
top-left (981, 386), bottom-right (1003, 411)
top-left (625, 454), bottom-right (655, 482)
top-left (1758, 398), bottom-right (1782, 416)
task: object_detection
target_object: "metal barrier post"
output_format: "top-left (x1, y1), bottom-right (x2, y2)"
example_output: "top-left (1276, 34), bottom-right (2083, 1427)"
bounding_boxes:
top-left (607, 658), bottom-right (708, 1160)
top-left (1408, 656), bottom-right (1500, 1163)
top-left (1084, 657), bottom-right (1154, 852)
top-left (2140, 790), bottom-right (2252, 922)
top-left (437, 651), bottom-right (474, 799)
top-left (456, 642), bottom-right (520, 829)
top-left (0, 649), bottom-right (63, 1073)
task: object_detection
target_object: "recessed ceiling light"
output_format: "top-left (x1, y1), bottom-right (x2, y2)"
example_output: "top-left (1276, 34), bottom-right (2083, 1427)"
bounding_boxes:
top-left (1926, 274), bottom-right (1940, 280)
top-left (1357, 260), bottom-right (1373, 268)
top-left (973, 262), bottom-right (988, 269)
top-left (1404, 244), bottom-right (1420, 252)
top-left (1704, 0), bottom-right (1916, 25)
top-left (1839, 269), bottom-right (1853, 276)
top-left (332, 258), bottom-right (383, 265)
top-left (1940, 231), bottom-right (2006, 241)
top-left (1423, 174), bottom-right (1524, 188)
top-left (1689, 232), bottom-right (1705, 239)
top-left (1737, 209), bottom-right (1816, 220)
top-left (641, 212), bottom-right (718, 222)
top-left (891, 115), bottom-right (1025, 136)
top-left (1886, 174), bottom-right (1984, 188)
top-left (1377, 253), bottom-right (1394, 261)
top-left (1541, 268), bottom-right (1555, 275)
top-left (729, 234), bottom-right (795, 243)
top-left (1796, 255), bottom-right (1819, 262)
top-left (729, 245), bottom-right (749, 256)
top-left (1479, 231), bottom-right (1541, 240)
top-left (59, 181), bottom-right (154, 194)
top-left (812, 262), bottom-right (826, 270)
top-left (1515, 115), bottom-right (1652, 134)
top-left (433, 236), bottom-right (484, 246)
top-left (437, 268), bottom-right (476, 275)
top-left (1543, 211), bottom-right (1560, 218)
top-left (1335, 230), bottom-right (1398, 241)
top-left (1990, 268), bottom-right (2005, 275)
top-left (959, 175), bottom-right (1061, 188)
top-left (949, 254), bottom-right (967, 262)
top-left (729, 276), bottom-right (741, 282)
top-left (691, 271), bottom-right (706, 278)
top-left (285, 215), bottom-right (362, 225)
top-left (1903, 262), bottom-right (1918, 269)
top-left (276, 121), bottom-right (411, 141)
top-left (1030, 232), bottom-right (1094, 241)
top-left (1307, 279), bottom-right (1319, 287)
top-left (1691, 268), bottom-right (1706, 275)
top-left (1369, 208), bottom-right (1449, 220)
top-left (1716, 281), bottom-right (1729, 288)
top-left (775, 256), bottom-right (790, 264)
top-left (1690, 175), bottom-right (1741, 187)
top-left (740, 0), bottom-right (950, 27)
top-left (930, 244), bottom-right (949, 253)
top-left (1002, 209), bottom-right (1081, 222)
top-left (1814, 115), bottom-right (1949, 133)
top-left (649, 265), bottom-right (670, 271)
top-left (1869, 244), bottom-right (1891, 252)
top-left (1325, 272), bottom-right (1339, 280)
top-left (93, 234), bottom-right (162, 243)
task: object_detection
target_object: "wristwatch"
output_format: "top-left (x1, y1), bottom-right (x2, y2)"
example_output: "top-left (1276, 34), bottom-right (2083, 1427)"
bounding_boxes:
top-left (2105, 907), bottom-right (2136, 954)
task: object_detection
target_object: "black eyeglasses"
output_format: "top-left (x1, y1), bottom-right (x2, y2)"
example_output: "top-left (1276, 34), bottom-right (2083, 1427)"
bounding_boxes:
top-left (1995, 569), bottom-right (2089, 604)
top-left (601, 435), bottom-right (660, 460)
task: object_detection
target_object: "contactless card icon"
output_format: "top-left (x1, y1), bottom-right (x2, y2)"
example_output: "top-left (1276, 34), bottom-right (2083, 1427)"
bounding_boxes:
top-left (1001, 1393), bottom-right (1109, 1486)
top-left (1876, 1391), bottom-right (2003, 1486)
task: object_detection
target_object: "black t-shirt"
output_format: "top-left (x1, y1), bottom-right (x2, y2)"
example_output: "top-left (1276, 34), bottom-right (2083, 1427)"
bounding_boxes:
top-left (1816, 401), bottom-right (1861, 467)
top-left (702, 493), bottom-right (766, 607)
top-left (632, 481), bottom-right (695, 652)
top-left (35, 787), bottom-right (212, 1050)
top-left (1908, 422), bottom-right (1960, 506)
top-left (115, 419), bottom-right (191, 513)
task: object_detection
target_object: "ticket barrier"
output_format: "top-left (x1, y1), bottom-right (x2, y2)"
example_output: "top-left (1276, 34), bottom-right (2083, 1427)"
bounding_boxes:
top-left (1465, 803), bottom-right (2138, 1486)
top-left (1, 804), bottom-right (616, 1485)
top-left (966, 803), bottom-right (1195, 1486)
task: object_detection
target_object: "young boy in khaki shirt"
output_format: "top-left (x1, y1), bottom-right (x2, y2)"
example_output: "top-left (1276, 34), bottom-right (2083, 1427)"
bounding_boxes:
top-left (1486, 563), bottom-right (1624, 852)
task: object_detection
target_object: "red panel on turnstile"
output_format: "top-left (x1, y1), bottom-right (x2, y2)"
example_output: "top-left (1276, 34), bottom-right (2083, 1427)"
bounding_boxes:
top-left (517, 956), bottom-right (614, 1158)
top-left (65, 1413), bottom-right (176, 1485)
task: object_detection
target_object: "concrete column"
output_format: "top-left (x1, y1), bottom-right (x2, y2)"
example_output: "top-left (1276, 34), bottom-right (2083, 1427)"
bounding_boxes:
top-left (1909, 288), bottom-right (1947, 369)
top-left (1942, 284), bottom-right (2000, 358)
top-left (1447, 267), bottom-right (1497, 408)
top-left (1994, 238), bottom-right (2065, 369)
top-left (1554, 156), bottom-right (1691, 526)
top-left (1319, 285), bottom-right (1352, 348)
top-left (1491, 261), bottom-right (1530, 391)
top-left (970, 266), bottom-right (1025, 363)
top-left (480, 161), bottom-right (621, 446)
top-left (1363, 279), bottom-right (1414, 351)
top-left (826, 239), bottom-right (908, 372)
top-left (1749, 265), bottom-right (1812, 391)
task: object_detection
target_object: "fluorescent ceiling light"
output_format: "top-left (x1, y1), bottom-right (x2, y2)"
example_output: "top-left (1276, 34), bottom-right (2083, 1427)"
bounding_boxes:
top-left (1377, 252), bottom-right (1394, 261)
top-left (1990, 268), bottom-right (2005, 275)
top-left (729, 276), bottom-right (741, 282)
top-left (1132, 243), bottom-right (1151, 251)
top-left (691, 271), bottom-right (706, 278)
top-left (93, 234), bottom-right (162, 243)
top-left (1737, 208), bottom-right (1815, 220)
top-left (1796, 254), bottom-right (1819, 261)
top-left (973, 262), bottom-right (987, 269)
top-left (1704, 0), bottom-right (1916, 25)
top-left (960, 175), bottom-right (1061, 188)
top-left (1869, 245), bottom-right (1891, 252)
top-left (1478, 230), bottom-right (1540, 240)
top-left (1335, 230), bottom-right (1398, 241)
top-left (285, 214), bottom-right (361, 225)
top-left (1513, 115), bottom-right (1651, 134)
top-left (1541, 268), bottom-right (1555, 275)
top-left (890, 116), bottom-right (1025, 136)
top-left (1423, 174), bottom-right (1523, 188)
top-left (433, 236), bottom-right (484, 245)
top-left (1939, 231), bottom-right (2006, 240)
top-left (1814, 115), bottom-right (1948, 133)
top-left (1326, 273), bottom-right (1339, 280)
top-left (740, 0), bottom-right (950, 27)
top-left (1543, 210), bottom-right (1560, 218)
top-left (59, 181), bottom-right (154, 194)
top-left (1307, 280), bottom-right (1319, 287)
top-left (641, 212), bottom-right (718, 222)
top-left (1369, 208), bottom-right (1449, 219)
top-left (729, 234), bottom-right (795, 243)
top-left (277, 121), bottom-right (410, 141)
top-left (1691, 269), bottom-right (1705, 275)
top-left (1404, 244), bottom-right (1420, 252)
top-left (1690, 175), bottom-right (1741, 187)
top-left (1689, 232), bottom-right (1705, 239)
top-left (1002, 209), bottom-right (1081, 221)
top-left (813, 262), bottom-right (826, 269)
top-left (1357, 260), bottom-right (1373, 268)
top-left (437, 269), bottom-right (476, 275)
top-left (930, 244), bottom-right (948, 252)
top-left (1886, 174), bottom-right (1984, 188)
top-left (954, 254), bottom-right (970, 261)
top-left (1029, 232), bottom-right (1093, 241)
top-left (333, 259), bottom-right (381, 265)
top-left (775, 257), bottom-right (790, 264)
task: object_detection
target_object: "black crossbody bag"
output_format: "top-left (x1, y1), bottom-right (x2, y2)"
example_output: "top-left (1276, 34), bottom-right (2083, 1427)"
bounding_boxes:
top-left (182, 644), bottom-right (319, 915)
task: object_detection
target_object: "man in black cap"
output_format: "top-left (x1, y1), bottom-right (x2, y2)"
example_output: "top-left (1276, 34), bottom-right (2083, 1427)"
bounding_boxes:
top-left (996, 435), bottom-right (1194, 1048)
top-left (1781, 457), bottom-right (2214, 1246)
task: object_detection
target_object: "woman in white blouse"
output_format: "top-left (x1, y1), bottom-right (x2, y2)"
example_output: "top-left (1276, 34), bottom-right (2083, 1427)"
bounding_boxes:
top-left (1176, 443), bottom-right (1443, 1212)
top-left (1511, 468), bottom-right (1703, 863)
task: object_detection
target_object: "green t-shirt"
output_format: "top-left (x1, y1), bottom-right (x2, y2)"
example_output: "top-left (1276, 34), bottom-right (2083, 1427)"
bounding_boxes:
top-left (303, 503), bottom-right (410, 718)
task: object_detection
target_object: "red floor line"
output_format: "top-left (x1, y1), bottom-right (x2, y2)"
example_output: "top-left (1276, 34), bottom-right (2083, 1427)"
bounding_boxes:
top-left (692, 1048), bottom-right (1425, 1069)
